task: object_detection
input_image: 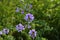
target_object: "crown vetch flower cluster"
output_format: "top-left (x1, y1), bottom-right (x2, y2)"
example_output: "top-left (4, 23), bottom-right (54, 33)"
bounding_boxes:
top-left (0, 28), bottom-right (9, 35)
top-left (0, 31), bottom-right (2, 35)
top-left (29, 29), bottom-right (37, 39)
top-left (3, 28), bottom-right (9, 34)
top-left (16, 23), bottom-right (25, 32)
top-left (24, 13), bottom-right (34, 22)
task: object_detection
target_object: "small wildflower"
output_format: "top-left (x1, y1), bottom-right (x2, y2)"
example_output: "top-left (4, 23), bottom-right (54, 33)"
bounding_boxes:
top-left (29, 4), bottom-right (32, 9)
top-left (16, 23), bottom-right (25, 32)
top-left (24, 13), bottom-right (34, 22)
top-left (29, 29), bottom-right (37, 39)
top-left (3, 28), bottom-right (9, 34)
top-left (0, 31), bottom-right (2, 35)
top-left (16, 7), bottom-right (20, 12)
top-left (21, 10), bottom-right (24, 14)
top-left (28, 25), bottom-right (31, 29)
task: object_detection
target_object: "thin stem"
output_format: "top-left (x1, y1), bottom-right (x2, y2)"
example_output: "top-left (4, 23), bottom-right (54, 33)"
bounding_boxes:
top-left (27, 19), bottom-right (30, 28)
top-left (32, 38), bottom-right (34, 40)
top-left (21, 37), bottom-right (23, 40)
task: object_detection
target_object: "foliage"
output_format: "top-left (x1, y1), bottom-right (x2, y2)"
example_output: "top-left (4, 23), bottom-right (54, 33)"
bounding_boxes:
top-left (0, 0), bottom-right (60, 40)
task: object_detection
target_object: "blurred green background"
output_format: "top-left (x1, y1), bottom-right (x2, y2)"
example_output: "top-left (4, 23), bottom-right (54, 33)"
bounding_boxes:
top-left (0, 0), bottom-right (60, 40)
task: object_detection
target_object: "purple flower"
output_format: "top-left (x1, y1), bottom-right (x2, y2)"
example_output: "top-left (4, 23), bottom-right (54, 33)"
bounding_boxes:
top-left (24, 13), bottom-right (34, 22)
top-left (16, 7), bottom-right (20, 12)
top-left (28, 25), bottom-right (31, 29)
top-left (21, 10), bottom-right (24, 14)
top-left (16, 23), bottom-right (25, 32)
top-left (3, 28), bottom-right (9, 34)
top-left (29, 4), bottom-right (32, 9)
top-left (0, 31), bottom-right (2, 35)
top-left (29, 29), bottom-right (37, 39)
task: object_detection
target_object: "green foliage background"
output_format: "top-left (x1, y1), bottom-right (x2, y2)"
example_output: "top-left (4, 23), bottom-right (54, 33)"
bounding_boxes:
top-left (0, 0), bottom-right (60, 40)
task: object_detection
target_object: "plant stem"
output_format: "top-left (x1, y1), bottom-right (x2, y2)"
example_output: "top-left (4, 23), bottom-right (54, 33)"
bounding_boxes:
top-left (33, 38), bottom-right (34, 40)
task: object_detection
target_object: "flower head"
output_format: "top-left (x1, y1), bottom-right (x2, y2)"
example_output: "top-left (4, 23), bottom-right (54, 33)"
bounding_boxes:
top-left (21, 10), bottom-right (24, 14)
top-left (0, 31), bottom-right (2, 35)
top-left (3, 28), bottom-right (9, 34)
top-left (29, 29), bottom-right (37, 39)
top-left (29, 4), bottom-right (32, 9)
top-left (16, 7), bottom-right (20, 12)
top-left (28, 25), bottom-right (31, 29)
top-left (24, 13), bottom-right (34, 22)
top-left (16, 23), bottom-right (25, 32)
